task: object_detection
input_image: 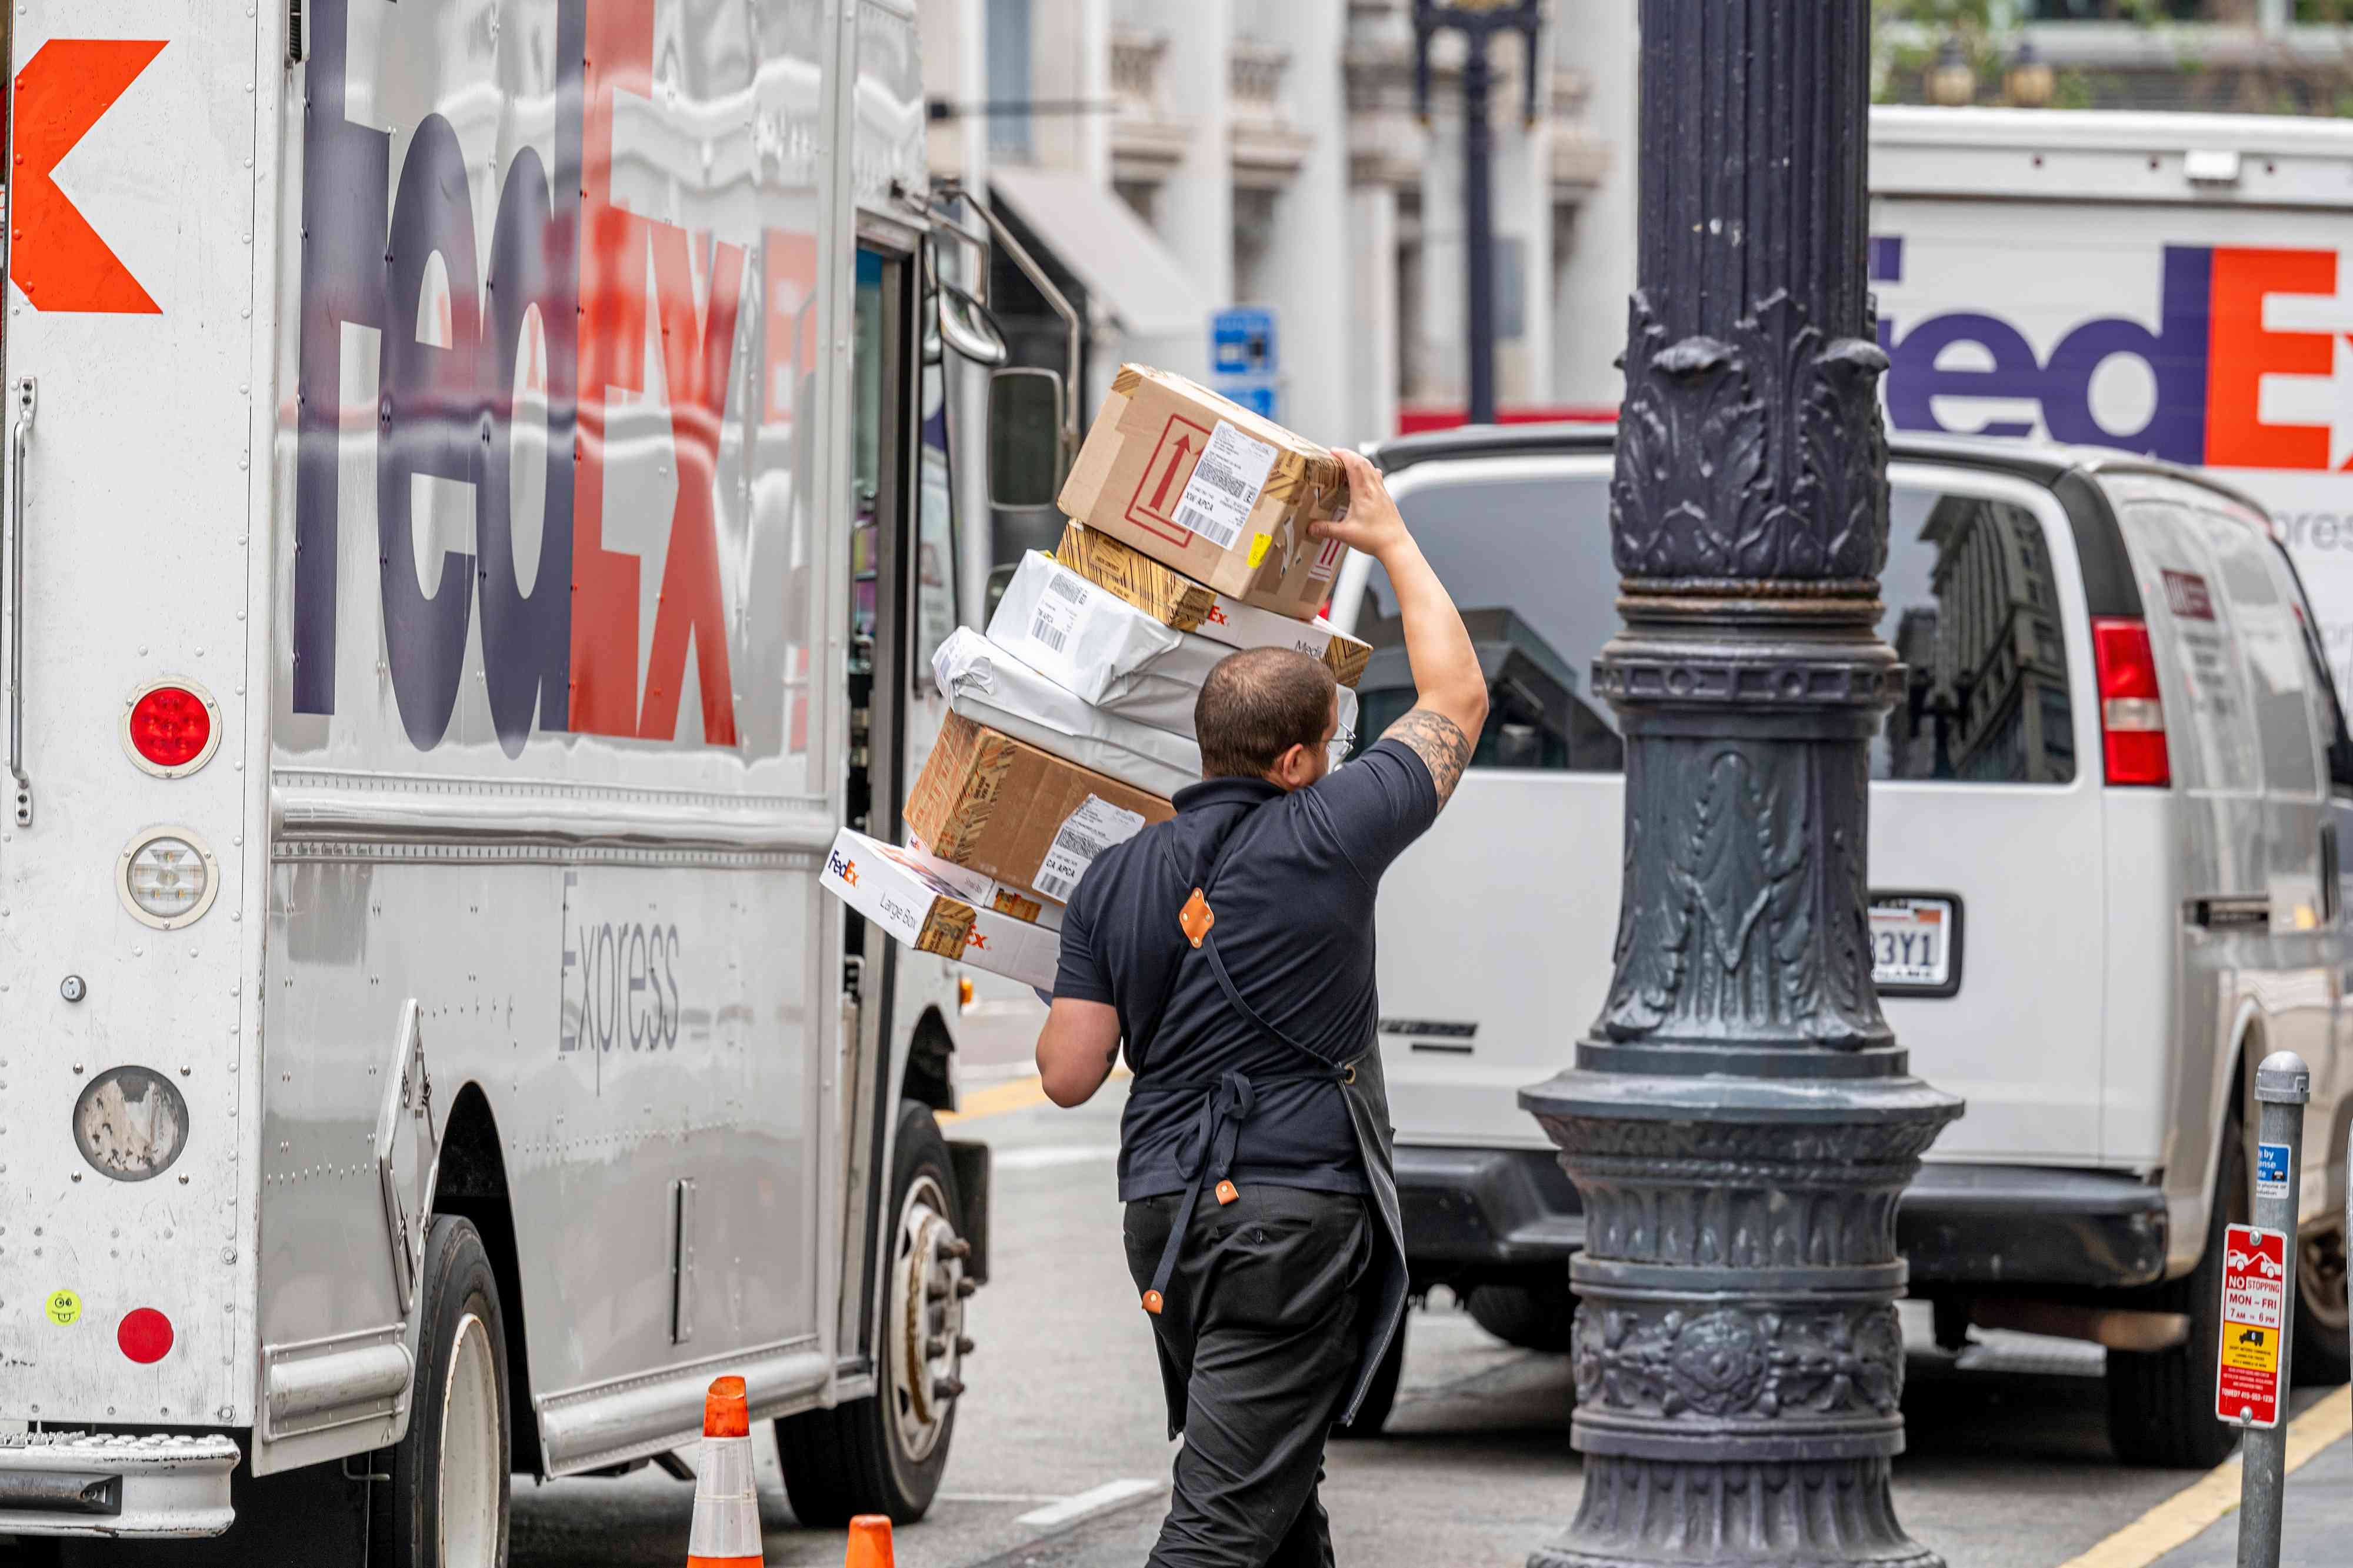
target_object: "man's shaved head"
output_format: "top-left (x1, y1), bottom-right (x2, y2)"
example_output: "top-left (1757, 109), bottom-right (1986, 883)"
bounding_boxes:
top-left (1195, 648), bottom-right (1337, 782)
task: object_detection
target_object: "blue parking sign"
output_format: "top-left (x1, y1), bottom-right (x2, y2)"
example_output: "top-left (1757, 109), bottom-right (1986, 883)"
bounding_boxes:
top-left (2257, 1141), bottom-right (2289, 1200)
top-left (1212, 307), bottom-right (1277, 378)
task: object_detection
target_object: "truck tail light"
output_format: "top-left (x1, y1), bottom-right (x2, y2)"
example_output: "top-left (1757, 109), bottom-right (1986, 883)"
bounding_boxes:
top-left (123, 679), bottom-right (221, 776)
top-left (2092, 616), bottom-right (2169, 788)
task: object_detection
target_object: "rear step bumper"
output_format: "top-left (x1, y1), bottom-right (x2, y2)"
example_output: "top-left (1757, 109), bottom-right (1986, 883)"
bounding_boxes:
top-left (0, 1433), bottom-right (238, 1537)
top-left (1396, 1146), bottom-right (2168, 1291)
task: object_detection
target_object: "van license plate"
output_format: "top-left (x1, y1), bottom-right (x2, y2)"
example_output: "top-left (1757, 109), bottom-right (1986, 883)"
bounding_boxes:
top-left (1869, 895), bottom-right (1957, 993)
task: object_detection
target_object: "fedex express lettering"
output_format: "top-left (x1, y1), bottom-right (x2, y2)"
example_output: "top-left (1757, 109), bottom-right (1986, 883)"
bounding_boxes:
top-left (1877, 238), bottom-right (2353, 472)
top-left (295, 0), bottom-right (742, 755)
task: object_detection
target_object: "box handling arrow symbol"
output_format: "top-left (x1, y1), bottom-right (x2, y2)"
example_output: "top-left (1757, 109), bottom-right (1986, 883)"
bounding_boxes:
top-left (10, 38), bottom-right (168, 315)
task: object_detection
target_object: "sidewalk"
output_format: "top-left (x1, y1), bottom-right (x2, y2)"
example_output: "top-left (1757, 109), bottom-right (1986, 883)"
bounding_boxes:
top-left (2141, 1396), bottom-right (2353, 1568)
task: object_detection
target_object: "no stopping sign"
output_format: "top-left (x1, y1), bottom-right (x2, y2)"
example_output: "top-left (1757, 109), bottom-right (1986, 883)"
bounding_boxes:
top-left (2217, 1223), bottom-right (2288, 1429)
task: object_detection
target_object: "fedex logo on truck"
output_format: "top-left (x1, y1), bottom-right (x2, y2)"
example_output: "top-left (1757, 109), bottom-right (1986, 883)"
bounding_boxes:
top-left (1876, 236), bottom-right (2353, 474)
top-left (293, 0), bottom-right (816, 758)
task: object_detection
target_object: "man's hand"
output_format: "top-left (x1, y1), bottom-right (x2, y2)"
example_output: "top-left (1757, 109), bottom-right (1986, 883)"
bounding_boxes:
top-left (1311, 449), bottom-right (1411, 560)
top-left (1036, 996), bottom-right (1122, 1106)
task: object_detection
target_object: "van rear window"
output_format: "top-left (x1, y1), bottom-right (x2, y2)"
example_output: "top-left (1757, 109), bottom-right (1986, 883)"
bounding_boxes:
top-left (1358, 471), bottom-right (2075, 785)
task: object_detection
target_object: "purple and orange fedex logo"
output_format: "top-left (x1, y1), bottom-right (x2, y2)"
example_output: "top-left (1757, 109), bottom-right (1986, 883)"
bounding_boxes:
top-left (1876, 235), bottom-right (2353, 471)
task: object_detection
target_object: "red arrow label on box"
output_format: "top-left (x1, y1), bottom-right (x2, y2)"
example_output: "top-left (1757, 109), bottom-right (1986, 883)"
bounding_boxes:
top-left (11, 38), bottom-right (167, 314)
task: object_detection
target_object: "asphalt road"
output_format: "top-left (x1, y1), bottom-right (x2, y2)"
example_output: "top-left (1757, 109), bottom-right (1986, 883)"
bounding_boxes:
top-left (498, 1016), bottom-right (2347, 1568)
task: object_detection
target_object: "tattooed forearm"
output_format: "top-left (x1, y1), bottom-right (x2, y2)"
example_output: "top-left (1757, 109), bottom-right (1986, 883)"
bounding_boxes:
top-left (1384, 706), bottom-right (1473, 806)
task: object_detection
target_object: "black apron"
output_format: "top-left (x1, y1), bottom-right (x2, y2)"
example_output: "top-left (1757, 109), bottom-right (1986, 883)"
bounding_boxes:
top-left (1124, 800), bottom-right (1409, 1431)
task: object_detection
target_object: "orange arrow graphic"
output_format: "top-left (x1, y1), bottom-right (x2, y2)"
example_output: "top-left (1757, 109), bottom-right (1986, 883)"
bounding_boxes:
top-left (11, 39), bottom-right (166, 314)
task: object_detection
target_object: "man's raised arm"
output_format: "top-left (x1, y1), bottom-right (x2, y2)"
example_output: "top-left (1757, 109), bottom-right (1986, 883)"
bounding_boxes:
top-left (1317, 449), bottom-right (1488, 806)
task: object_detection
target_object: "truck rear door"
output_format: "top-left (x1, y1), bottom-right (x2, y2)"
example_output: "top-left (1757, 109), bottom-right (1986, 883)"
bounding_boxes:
top-left (0, 1), bottom-right (266, 1436)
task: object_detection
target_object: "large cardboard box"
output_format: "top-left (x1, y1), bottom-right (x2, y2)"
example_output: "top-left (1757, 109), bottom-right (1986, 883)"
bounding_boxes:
top-left (1055, 522), bottom-right (1372, 687)
top-left (905, 711), bottom-right (1173, 905)
top-left (820, 829), bottom-right (1061, 988)
top-left (1057, 365), bottom-right (1350, 619)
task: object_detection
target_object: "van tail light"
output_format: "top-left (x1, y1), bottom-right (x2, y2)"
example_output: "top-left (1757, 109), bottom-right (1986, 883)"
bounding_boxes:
top-left (2091, 616), bottom-right (2169, 788)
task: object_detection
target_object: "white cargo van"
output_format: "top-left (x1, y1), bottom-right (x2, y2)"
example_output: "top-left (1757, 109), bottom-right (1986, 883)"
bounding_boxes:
top-left (1334, 426), bottom-right (2353, 1467)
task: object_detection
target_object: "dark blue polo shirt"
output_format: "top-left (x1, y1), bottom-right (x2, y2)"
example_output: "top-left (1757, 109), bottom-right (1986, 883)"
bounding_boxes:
top-left (1053, 738), bottom-right (1441, 1202)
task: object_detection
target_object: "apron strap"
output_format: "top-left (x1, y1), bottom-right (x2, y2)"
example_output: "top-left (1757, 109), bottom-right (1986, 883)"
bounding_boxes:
top-left (1132, 1065), bottom-right (1344, 1316)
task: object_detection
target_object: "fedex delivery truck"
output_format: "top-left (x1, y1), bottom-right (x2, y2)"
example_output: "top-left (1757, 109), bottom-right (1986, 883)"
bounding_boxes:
top-left (1872, 106), bottom-right (2353, 689)
top-left (0, 0), bottom-right (1040, 1559)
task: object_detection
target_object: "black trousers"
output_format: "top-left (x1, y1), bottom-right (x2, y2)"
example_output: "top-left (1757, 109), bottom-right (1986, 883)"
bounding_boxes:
top-left (1122, 1183), bottom-right (1375, 1568)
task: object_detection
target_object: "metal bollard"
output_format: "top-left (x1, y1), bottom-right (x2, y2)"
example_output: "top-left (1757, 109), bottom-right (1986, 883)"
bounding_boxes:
top-left (2237, 1049), bottom-right (2311, 1568)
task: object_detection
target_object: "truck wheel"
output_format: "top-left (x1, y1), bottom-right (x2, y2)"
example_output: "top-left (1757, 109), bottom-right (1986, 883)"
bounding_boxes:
top-left (2105, 1130), bottom-right (2244, 1469)
top-left (2293, 1220), bottom-right (2352, 1386)
top-left (1466, 1276), bottom-right (1577, 1353)
top-left (1329, 1313), bottom-right (1407, 1440)
top-left (374, 1216), bottom-right (511, 1568)
top-left (778, 1102), bottom-right (966, 1525)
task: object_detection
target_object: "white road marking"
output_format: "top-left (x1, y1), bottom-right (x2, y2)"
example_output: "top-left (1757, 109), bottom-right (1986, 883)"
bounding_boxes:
top-left (936, 1492), bottom-right (1062, 1504)
top-left (1014, 1477), bottom-right (1161, 1528)
top-left (992, 1143), bottom-right (1120, 1172)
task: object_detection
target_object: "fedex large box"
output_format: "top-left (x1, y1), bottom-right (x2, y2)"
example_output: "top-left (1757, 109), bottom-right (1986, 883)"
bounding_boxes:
top-left (1871, 107), bottom-right (2353, 685)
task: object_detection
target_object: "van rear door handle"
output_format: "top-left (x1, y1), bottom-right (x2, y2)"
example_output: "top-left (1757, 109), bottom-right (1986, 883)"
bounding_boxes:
top-left (7, 376), bottom-right (34, 828)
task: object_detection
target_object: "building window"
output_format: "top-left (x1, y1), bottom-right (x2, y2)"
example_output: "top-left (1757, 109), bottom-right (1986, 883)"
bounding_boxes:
top-left (986, 0), bottom-right (1032, 160)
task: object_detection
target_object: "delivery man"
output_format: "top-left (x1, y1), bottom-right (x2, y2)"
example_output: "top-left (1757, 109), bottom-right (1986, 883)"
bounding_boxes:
top-left (1032, 447), bottom-right (1487, 1568)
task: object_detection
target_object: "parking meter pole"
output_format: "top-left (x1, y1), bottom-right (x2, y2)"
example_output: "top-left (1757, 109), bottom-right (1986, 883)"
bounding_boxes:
top-left (2239, 1051), bottom-right (2310, 1568)
top-left (1516, 3), bottom-right (1964, 1564)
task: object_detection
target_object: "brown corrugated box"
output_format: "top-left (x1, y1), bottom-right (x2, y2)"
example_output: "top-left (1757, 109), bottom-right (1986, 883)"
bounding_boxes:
top-left (1055, 522), bottom-right (1372, 688)
top-left (1056, 365), bottom-right (1350, 619)
top-left (905, 713), bottom-right (1174, 905)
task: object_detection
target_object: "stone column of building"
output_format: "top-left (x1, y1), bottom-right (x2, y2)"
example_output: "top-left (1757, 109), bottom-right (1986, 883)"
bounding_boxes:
top-left (1520, 2), bottom-right (1964, 1563)
top-left (1551, 0), bottom-right (1634, 411)
top-left (1255, 0), bottom-right (1354, 444)
top-left (1029, 0), bottom-right (1112, 184)
top-left (1146, 0), bottom-right (1232, 380)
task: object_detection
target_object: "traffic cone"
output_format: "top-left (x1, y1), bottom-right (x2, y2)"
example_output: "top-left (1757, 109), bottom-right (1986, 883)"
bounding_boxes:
top-left (686, 1375), bottom-right (762, 1568)
top-left (845, 1515), bottom-right (894, 1568)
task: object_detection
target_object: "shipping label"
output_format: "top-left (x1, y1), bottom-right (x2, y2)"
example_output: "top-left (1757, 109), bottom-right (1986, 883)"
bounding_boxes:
top-left (1171, 422), bottom-right (1278, 552)
top-left (2216, 1223), bottom-right (2287, 1429)
top-left (1033, 795), bottom-right (1150, 903)
top-left (1020, 567), bottom-right (1099, 690)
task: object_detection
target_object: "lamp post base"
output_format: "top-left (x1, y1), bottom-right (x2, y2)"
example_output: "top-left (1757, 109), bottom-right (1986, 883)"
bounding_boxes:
top-left (1522, 1066), bottom-right (1961, 1568)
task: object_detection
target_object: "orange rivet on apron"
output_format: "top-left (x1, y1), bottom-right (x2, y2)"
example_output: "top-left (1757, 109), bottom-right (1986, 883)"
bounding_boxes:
top-left (1142, 1290), bottom-right (1165, 1315)
top-left (1180, 888), bottom-right (1214, 948)
top-left (1215, 1180), bottom-right (1238, 1205)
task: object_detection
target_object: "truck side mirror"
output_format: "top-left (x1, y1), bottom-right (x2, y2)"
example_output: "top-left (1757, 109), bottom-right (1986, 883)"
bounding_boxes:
top-left (988, 367), bottom-right (1066, 511)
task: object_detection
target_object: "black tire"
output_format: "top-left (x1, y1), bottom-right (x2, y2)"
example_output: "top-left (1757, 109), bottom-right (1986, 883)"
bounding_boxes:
top-left (2292, 1218), bottom-right (2353, 1387)
top-left (778, 1102), bottom-right (965, 1525)
top-left (2105, 1127), bottom-right (2245, 1468)
top-left (1329, 1312), bottom-right (1407, 1440)
top-left (1466, 1275), bottom-right (1578, 1353)
top-left (372, 1216), bottom-right (512, 1568)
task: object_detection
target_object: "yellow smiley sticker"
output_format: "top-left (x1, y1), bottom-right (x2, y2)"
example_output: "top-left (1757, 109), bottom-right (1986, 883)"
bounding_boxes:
top-left (45, 1289), bottom-right (80, 1326)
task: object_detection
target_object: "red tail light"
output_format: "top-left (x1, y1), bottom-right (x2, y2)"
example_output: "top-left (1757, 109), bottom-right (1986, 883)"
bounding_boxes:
top-left (2091, 616), bottom-right (2169, 788)
top-left (127, 684), bottom-right (213, 771)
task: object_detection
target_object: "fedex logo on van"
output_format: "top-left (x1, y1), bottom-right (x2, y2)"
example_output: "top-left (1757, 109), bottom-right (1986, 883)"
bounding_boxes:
top-left (1877, 237), bottom-right (2353, 473)
top-left (292, 0), bottom-right (814, 758)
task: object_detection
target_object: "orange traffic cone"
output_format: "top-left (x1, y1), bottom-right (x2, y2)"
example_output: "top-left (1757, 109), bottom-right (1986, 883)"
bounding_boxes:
top-left (845, 1515), bottom-right (894, 1567)
top-left (686, 1376), bottom-right (762, 1568)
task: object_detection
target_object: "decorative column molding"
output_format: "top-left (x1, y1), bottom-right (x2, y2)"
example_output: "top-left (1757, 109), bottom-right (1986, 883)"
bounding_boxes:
top-left (1521, 2), bottom-right (1963, 1564)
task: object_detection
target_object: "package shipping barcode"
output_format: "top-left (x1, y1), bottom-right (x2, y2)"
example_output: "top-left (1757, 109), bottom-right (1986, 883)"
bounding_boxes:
top-left (1028, 571), bottom-right (1093, 656)
top-left (1168, 422), bottom-right (1277, 552)
top-left (1031, 795), bottom-right (1151, 903)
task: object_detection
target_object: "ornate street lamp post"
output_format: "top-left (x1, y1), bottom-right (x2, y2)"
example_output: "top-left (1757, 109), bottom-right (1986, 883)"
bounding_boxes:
top-left (1521, 4), bottom-right (1965, 1565)
top-left (1412, 0), bottom-right (1541, 428)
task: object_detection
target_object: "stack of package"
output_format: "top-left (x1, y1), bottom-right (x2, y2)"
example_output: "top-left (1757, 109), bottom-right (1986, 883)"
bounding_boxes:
top-left (822, 365), bottom-right (1374, 988)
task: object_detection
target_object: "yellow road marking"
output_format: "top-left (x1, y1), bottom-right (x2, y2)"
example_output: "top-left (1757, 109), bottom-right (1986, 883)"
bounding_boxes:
top-left (2055, 1392), bottom-right (2352, 1568)
top-left (938, 1074), bottom-right (1051, 1125)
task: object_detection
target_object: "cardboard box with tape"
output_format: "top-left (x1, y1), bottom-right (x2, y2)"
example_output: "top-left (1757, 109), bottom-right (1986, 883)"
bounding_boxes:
top-left (1055, 522), bottom-right (1371, 687)
top-left (1057, 365), bottom-right (1350, 620)
top-left (820, 828), bottom-right (1061, 988)
top-left (906, 710), bottom-right (1175, 905)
